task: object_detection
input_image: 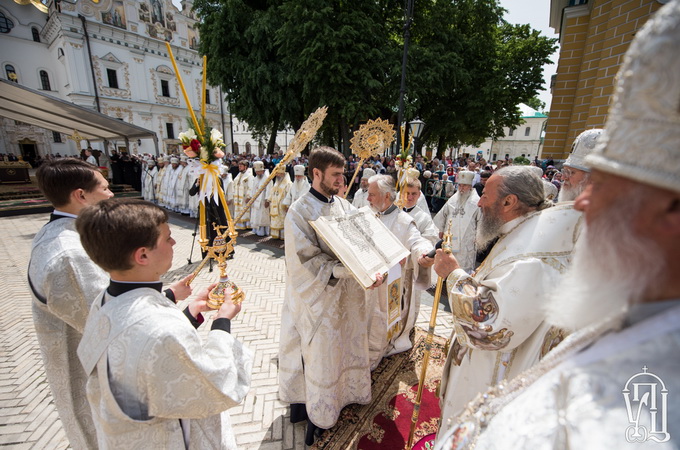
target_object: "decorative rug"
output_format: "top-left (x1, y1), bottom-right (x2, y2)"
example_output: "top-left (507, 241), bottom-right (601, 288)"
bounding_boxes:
top-left (312, 328), bottom-right (448, 450)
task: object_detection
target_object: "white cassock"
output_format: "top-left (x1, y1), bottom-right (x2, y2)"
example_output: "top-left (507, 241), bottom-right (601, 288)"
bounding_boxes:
top-left (435, 302), bottom-right (680, 449)
top-left (437, 204), bottom-right (583, 439)
top-left (78, 288), bottom-right (253, 449)
top-left (352, 188), bottom-right (369, 208)
top-left (278, 192), bottom-right (373, 429)
top-left (155, 166), bottom-right (167, 206)
top-left (286, 177), bottom-right (310, 206)
top-left (416, 191), bottom-right (429, 213)
top-left (142, 166), bottom-right (158, 203)
top-left (175, 166), bottom-right (193, 214)
top-left (160, 166), bottom-right (179, 209)
top-left (407, 205), bottom-right (439, 245)
top-left (250, 171), bottom-right (271, 236)
top-left (267, 174), bottom-right (292, 239)
top-left (433, 189), bottom-right (480, 273)
top-left (233, 170), bottom-right (254, 229)
top-left (168, 164), bottom-right (184, 211)
top-left (28, 213), bottom-right (108, 449)
top-left (367, 205), bottom-right (434, 368)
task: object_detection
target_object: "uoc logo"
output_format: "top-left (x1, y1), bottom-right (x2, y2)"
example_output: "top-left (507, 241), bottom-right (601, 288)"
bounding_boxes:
top-left (622, 366), bottom-right (670, 443)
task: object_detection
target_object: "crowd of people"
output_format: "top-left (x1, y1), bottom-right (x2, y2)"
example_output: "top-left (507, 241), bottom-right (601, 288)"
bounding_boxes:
top-left (24, 2), bottom-right (679, 449)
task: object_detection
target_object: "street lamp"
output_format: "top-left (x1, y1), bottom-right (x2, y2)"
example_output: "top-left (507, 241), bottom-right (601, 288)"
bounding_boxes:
top-left (408, 118), bottom-right (425, 155)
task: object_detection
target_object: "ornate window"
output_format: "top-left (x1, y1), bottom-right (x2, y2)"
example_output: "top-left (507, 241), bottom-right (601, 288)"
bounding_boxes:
top-left (5, 64), bottom-right (17, 82)
top-left (0, 12), bottom-right (14, 34)
top-left (106, 68), bottom-right (119, 89)
top-left (32, 27), bottom-right (40, 42)
top-left (205, 89), bottom-right (211, 104)
top-left (166, 122), bottom-right (174, 139)
top-left (161, 79), bottom-right (170, 97)
top-left (39, 70), bottom-right (51, 90)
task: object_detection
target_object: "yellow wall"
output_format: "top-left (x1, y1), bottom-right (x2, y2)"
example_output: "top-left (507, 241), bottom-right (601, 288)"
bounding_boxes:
top-left (543, 0), bottom-right (661, 160)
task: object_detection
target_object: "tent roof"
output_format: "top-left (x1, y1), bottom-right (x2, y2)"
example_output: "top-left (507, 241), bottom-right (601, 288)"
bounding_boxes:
top-left (0, 79), bottom-right (157, 142)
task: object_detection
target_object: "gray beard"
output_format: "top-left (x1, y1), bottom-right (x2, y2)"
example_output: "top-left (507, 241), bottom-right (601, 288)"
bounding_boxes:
top-left (475, 209), bottom-right (504, 249)
top-left (458, 190), bottom-right (471, 205)
top-left (546, 191), bottom-right (662, 331)
top-left (558, 178), bottom-right (587, 202)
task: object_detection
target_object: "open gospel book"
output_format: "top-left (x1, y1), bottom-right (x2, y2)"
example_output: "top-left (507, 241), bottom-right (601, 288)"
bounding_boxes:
top-left (310, 207), bottom-right (410, 289)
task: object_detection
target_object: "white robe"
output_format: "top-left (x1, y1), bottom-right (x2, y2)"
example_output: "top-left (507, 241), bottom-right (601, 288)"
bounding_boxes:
top-left (142, 167), bottom-right (158, 203)
top-left (155, 166), bottom-right (167, 206)
top-left (286, 178), bottom-right (310, 206)
top-left (267, 174), bottom-right (292, 239)
top-left (433, 189), bottom-right (480, 273)
top-left (368, 206), bottom-right (434, 368)
top-left (249, 171), bottom-right (271, 233)
top-left (233, 170), bottom-right (254, 229)
top-left (78, 288), bottom-right (253, 449)
top-left (416, 191), bottom-right (429, 213)
top-left (167, 164), bottom-right (184, 210)
top-left (278, 192), bottom-right (373, 429)
top-left (28, 215), bottom-right (108, 450)
top-left (407, 206), bottom-right (439, 245)
top-left (437, 204), bottom-right (583, 439)
top-left (435, 302), bottom-right (680, 449)
top-left (221, 173), bottom-right (235, 220)
top-left (161, 165), bottom-right (179, 209)
top-left (175, 165), bottom-right (193, 214)
top-left (352, 188), bottom-right (369, 208)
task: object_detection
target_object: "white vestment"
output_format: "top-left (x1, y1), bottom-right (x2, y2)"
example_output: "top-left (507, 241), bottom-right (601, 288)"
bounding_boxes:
top-left (221, 173), bottom-right (235, 220)
top-left (437, 204), bottom-right (583, 438)
top-left (278, 192), bottom-right (373, 429)
top-left (155, 166), bottom-right (167, 206)
top-left (433, 189), bottom-right (480, 273)
top-left (142, 167), bottom-right (158, 203)
top-left (368, 206), bottom-right (433, 368)
top-left (28, 215), bottom-right (108, 450)
top-left (168, 164), bottom-right (184, 211)
top-left (250, 171), bottom-right (271, 235)
top-left (78, 288), bottom-right (253, 449)
top-left (286, 177), bottom-right (310, 206)
top-left (161, 166), bottom-right (179, 209)
top-left (352, 188), bottom-right (369, 208)
top-left (435, 302), bottom-right (680, 449)
top-left (407, 206), bottom-right (439, 245)
top-left (416, 191), bottom-right (430, 213)
top-left (175, 166), bottom-right (193, 213)
top-left (233, 170), bottom-right (254, 229)
top-left (267, 174), bottom-right (292, 239)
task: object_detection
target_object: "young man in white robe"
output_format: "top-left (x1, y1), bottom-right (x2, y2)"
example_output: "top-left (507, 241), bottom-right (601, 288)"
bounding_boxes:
top-left (249, 160), bottom-right (270, 236)
top-left (29, 160), bottom-right (195, 449)
top-left (366, 174), bottom-right (435, 368)
top-left (285, 164), bottom-right (310, 205)
top-left (267, 167), bottom-right (292, 239)
top-left (278, 147), bottom-right (384, 445)
top-left (352, 168), bottom-right (375, 208)
top-left (233, 160), bottom-right (254, 229)
top-left (436, 5), bottom-right (680, 444)
top-left (76, 199), bottom-right (253, 449)
top-left (432, 166), bottom-right (582, 439)
top-left (433, 171), bottom-right (480, 273)
top-left (142, 160), bottom-right (158, 203)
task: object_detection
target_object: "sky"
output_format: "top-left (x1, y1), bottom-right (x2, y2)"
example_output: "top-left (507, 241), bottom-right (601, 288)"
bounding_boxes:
top-left (173, 0), bottom-right (559, 110)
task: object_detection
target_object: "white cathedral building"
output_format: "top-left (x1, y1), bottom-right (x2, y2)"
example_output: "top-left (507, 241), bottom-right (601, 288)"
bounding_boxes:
top-left (0, 0), bottom-right (287, 161)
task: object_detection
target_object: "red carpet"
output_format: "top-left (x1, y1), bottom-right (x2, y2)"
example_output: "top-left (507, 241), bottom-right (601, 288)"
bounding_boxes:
top-left (312, 328), bottom-right (447, 449)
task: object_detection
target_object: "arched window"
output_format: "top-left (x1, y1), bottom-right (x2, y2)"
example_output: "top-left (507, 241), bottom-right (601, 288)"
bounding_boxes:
top-left (31, 27), bottom-right (40, 42)
top-left (233, 142), bottom-right (239, 153)
top-left (245, 142), bottom-right (251, 153)
top-left (5, 64), bottom-right (17, 82)
top-left (39, 70), bottom-right (50, 90)
top-left (0, 12), bottom-right (14, 34)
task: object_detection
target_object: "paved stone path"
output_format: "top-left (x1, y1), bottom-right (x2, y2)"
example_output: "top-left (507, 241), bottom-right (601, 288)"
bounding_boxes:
top-left (0, 212), bottom-right (453, 449)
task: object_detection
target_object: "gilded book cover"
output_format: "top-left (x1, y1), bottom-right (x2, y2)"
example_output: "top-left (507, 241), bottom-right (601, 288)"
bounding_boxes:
top-left (310, 207), bottom-right (409, 289)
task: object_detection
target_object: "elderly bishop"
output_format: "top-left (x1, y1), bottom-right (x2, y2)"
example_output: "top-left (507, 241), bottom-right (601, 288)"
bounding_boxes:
top-left (267, 167), bottom-right (292, 239)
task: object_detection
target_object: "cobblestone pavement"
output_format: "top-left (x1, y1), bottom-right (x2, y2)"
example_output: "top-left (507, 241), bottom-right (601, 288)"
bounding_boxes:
top-left (0, 212), bottom-right (453, 449)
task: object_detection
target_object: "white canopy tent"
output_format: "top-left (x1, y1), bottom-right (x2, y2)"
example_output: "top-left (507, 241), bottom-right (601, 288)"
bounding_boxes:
top-left (0, 79), bottom-right (159, 155)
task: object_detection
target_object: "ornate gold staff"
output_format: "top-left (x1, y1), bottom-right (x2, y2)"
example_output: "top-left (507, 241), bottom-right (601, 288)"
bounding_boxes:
top-left (406, 221), bottom-right (452, 449)
top-left (343, 118), bottom-right (395, 199)
top-left (233, 106), bottom-right (328, 225)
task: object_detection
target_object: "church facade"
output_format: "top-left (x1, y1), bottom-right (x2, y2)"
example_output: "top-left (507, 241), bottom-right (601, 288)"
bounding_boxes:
top-left (0, 0), bottom-right (230, 160)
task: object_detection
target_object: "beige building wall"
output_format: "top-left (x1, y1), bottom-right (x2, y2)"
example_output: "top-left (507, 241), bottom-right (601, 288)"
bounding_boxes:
top-left (543, 0), bottom-right (662, 161)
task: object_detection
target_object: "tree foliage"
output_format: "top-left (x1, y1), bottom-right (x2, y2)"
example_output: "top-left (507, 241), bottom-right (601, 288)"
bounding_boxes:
top-left (193, 0), bottom-right (557, 155)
